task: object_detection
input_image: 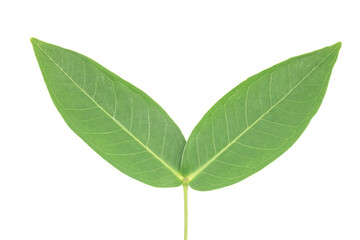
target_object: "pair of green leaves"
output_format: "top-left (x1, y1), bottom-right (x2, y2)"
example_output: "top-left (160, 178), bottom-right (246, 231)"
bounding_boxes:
top-left (31, 38), bottom-right (340, 191)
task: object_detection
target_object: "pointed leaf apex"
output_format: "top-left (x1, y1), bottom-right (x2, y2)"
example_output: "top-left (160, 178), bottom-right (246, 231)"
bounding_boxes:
top-left (30, 37), bottom-right (39, 43)
top-left (333, 41), bottom-right (342, 49)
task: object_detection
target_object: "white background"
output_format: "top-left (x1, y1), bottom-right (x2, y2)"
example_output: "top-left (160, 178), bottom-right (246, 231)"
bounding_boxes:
top-left (0, 0), bottom-right (359, 239)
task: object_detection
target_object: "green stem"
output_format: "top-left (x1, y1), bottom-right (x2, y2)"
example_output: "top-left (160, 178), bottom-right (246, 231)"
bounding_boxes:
top-left (183, 182), bottom-right (188, 240)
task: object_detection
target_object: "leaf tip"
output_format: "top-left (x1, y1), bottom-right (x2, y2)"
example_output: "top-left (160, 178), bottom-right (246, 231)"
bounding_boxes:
top-left (333, 41), bottom-right (342, 50)
top-left (30, 37), bottom-right (38, 43)
top-left (30, 38), bottom-right (46, 47)
top-left (30, 38), bottom-right (42, 48)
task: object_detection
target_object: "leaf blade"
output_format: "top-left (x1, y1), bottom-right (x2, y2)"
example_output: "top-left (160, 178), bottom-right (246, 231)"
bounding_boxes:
top-left (181, 43), bottom-right (341, 191)
top-left (31, 38), bottom-right (185, 187)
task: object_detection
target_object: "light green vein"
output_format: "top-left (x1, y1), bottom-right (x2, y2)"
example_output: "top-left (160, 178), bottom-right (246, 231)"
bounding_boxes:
top-left (33, 40), bottom-right (183, 181)
top-left (187, 45), bottom-right (339, 182)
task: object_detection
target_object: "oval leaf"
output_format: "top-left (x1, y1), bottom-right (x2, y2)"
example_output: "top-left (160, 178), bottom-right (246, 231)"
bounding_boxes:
top-left (31, 38), bottom-right (185, 187)
top-left (181, 43), bottom-right (341, 191)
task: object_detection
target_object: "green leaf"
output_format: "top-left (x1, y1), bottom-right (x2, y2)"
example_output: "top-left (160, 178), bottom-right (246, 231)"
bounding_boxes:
top-left (31, 38), bottom-right (185, 188)
top-left (181, 43), bottom-right (341, 191)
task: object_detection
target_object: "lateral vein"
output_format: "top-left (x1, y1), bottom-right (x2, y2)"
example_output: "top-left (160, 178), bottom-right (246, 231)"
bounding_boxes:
top-left (34, 42), bottom-right (183, 181)
top-left (187, 46), bottom-right (339, 181)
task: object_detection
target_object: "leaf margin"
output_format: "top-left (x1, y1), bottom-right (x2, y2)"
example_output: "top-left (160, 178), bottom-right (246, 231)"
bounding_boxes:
top-left (181, 42), bottom-right (341, 190)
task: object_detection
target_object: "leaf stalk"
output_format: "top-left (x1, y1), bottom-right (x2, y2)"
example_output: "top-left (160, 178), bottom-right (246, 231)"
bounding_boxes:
top-left (183, 182), bottom-right (189, 240)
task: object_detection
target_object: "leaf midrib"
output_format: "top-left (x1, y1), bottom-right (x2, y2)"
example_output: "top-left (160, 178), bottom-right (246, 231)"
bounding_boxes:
top-left (187, 45), bottom-right (339, 182)
top-left (33, 41), bottom-right (183, 181)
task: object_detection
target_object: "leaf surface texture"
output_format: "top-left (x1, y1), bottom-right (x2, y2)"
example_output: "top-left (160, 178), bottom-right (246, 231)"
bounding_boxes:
top-left (181, 43), bottom-right (341, 191)
top-left (31, 38), bottom-right (185, 187)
